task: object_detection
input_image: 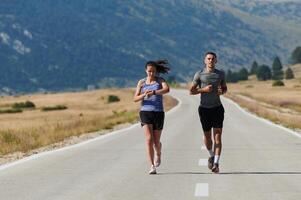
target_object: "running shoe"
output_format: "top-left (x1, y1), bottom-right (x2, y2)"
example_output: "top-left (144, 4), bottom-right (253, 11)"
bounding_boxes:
top-left (149, 165), bottom-right (157, 174)
top-left (208, 156), bottom-right (214, 170)
top-left (212, 163), bottom-right (219, 173)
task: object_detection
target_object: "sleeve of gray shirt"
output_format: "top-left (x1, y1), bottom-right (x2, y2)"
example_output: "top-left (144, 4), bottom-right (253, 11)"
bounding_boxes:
top-left (192, 71), bottom-right (201, 86)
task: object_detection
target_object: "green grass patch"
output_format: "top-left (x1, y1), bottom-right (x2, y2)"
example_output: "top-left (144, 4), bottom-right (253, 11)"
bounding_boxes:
top-left (41, 105), bottom-right (68, 111)
top-left (0, 108), bottom-right (23, 114)
top-left (12, 101), bottom-right (36, 109)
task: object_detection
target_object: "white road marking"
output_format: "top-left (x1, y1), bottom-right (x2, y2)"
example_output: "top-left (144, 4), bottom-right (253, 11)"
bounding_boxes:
top-left (195, 183), bottom-right (209, 197)
top-left (198, 159), bottom-right (207, 166)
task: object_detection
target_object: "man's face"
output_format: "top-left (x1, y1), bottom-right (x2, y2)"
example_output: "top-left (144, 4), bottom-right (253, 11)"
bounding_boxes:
top-left (204, 54), bottom-right (217, 68)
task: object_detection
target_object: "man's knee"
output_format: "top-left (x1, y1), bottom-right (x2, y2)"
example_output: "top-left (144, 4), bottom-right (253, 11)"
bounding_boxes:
top-left (214, 142), bottom-right (222, 148)
top-left (204, 133), bottom-right (212, 142)
top-left (214, 128), bottom-right (222, 135)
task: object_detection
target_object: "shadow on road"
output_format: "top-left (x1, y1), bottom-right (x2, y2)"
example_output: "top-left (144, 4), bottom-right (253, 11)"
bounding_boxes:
top-left (219, 172), bottom-right (301, 175)
top-left (157, 171), bottom-right (301, 175)
top-left (157, 172), bottom-right (212, 175)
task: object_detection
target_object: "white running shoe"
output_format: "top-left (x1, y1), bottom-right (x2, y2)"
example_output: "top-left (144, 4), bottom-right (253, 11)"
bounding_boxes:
top-left (149, 165), bottom-right (157, 174)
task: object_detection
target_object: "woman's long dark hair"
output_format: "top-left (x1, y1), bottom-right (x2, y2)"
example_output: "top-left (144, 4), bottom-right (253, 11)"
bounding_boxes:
top-left (145, 59), bottom-right (170, 74)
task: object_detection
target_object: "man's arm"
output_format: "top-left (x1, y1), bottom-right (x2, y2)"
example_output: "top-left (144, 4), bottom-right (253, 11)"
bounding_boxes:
top-left (221, 71), bottom-right (227, 94)
top-left (190, 72), bottom-right (201, 95)
top-left (190, 84), bottom-right (213, 95)
top-left (189, 83), bottom-right (199, 95)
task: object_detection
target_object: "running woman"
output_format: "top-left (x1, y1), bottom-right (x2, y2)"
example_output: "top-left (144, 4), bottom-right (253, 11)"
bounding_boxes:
top-left (134, 60), bottom-right (170, 174)
top-left (189, 52), bottom-right (227, 173)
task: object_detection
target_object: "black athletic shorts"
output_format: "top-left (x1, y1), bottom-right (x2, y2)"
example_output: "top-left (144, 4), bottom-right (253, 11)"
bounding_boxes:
top-left (139, 111), bottom-right (165, 130)
top-left (198, 105), bottom-right (225, 132)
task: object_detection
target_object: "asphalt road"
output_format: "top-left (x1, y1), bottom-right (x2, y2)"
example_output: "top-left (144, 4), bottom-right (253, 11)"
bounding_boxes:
top-left (0, 89), bottom-right (300, 200)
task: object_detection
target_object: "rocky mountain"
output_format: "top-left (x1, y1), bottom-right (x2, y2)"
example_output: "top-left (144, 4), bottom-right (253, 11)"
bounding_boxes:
top-left (0, 0), bottom-right (301, 93)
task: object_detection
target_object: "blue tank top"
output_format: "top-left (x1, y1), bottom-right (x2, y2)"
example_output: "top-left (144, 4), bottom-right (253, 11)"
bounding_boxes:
top-left (140, 77), bottom-right (163, 112)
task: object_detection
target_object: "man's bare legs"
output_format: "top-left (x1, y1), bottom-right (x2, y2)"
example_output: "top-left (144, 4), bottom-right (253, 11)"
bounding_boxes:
top-left (204, 130), bottom-right (213, 152)
top-left (204, 128), bottom-right (223, 173)
top-left (212, 128), bottom-right (223, 173)
top-left (213, 128), bottom-right (222, 157)
top-left (204, 130), bottom-right (214, 170)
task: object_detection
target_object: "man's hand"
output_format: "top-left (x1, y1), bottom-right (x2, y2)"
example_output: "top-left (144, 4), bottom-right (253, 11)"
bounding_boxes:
top-left (217, 85), bottom-right (223, 95)
top-left (202, 85), bottom-right (213, 93)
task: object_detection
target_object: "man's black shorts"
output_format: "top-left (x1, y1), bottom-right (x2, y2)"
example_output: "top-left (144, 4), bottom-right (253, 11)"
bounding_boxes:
top-left (198, 105), bottom-right (225, 132)
top-left (139, 111), bottom-right (165, 130)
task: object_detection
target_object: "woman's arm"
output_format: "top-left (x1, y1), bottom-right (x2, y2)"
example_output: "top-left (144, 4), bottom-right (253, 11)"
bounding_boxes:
top-left (154, 78), bottom-right (170, 95)
top-left (133, 80), bottom-right (153, 102)
top-left (133, 80), bottom-right (147, 102)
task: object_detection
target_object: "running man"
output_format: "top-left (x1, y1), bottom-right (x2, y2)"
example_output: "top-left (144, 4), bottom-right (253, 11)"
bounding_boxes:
top-left (133, 60), bottom-right (170, 174)
top-left (189, 52), bottom-right (227, 173)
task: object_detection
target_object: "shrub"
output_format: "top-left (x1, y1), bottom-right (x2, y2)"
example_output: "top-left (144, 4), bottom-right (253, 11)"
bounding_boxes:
top-left (12, 101), bottom-right (36, 109)
top-left (41, 105), bottom-right (68, 111)
top-left (0, 108), bottom-right (23, 114)
top-left (107, 95), bottom-right (120, 103)
top-left (272, 80), bottom-right (285, 87)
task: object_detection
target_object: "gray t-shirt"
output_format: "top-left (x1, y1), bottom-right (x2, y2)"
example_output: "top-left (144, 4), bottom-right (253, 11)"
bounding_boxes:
top-left (192, 68), bottom-right (226, 108)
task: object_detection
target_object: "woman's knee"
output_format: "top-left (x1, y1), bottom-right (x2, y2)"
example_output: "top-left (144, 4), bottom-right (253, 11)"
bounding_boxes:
top-left (146, 137), bottom-right (154, 145)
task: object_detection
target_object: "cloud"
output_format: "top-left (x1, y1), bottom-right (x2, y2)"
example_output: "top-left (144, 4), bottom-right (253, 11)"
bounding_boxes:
top-left (13, 40), bottom-right (31, 54)
top-left (0, 32), bottom-right (10, 45)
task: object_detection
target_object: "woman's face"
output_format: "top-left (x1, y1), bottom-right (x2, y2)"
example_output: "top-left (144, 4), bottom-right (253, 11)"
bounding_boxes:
top-left (146, 65), bottom-right (156, 78)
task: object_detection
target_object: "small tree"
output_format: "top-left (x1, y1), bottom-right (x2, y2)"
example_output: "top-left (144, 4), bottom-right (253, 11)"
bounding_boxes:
top-left (237, 68), bottom-right (249, 80)
top-left (284, 67), bottom-right (295, 79)
top-left (291, 46), bottom-right (301, 64)
top-left (272, 56), bottom-right (283, 80)
top-left (250, 61), bottom-right (258, 75)
top-left (226, 69), bottom-right (238, 83)
top-left (257, 65), bottom-right (271, 81)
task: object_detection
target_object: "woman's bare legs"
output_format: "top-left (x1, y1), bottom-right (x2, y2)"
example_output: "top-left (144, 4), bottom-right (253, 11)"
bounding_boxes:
top-left (153, 130), bottom-right (162, 166)
top-left (143, 124), bottom-right (155, 166)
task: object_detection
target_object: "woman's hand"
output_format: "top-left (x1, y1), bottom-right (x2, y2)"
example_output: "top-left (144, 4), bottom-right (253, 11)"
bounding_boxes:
top-left (143, 90), bottom-right (154, 99)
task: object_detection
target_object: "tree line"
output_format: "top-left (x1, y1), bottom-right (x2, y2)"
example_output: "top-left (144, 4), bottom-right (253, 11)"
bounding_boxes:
top-left (226, 46), bottom-right (300, 83)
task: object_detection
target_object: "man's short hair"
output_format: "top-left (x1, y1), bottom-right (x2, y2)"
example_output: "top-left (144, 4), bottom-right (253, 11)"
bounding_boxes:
top-left (205, 51), bottom-right (217, 59)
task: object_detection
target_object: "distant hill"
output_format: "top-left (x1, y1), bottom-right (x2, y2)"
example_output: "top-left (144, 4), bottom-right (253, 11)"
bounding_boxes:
top-left (1, 0), bottom-right (301, 93)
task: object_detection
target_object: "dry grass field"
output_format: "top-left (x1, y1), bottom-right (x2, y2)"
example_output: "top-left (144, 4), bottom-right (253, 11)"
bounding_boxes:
top-left (225, 66), bottom-right (301, 132)
top-left (0, 88), bottom-right (178, 155)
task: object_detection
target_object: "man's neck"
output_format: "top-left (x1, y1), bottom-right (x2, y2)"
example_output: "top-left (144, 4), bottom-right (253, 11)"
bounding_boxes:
top-left (206, 66), bottom-right (215, 73)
